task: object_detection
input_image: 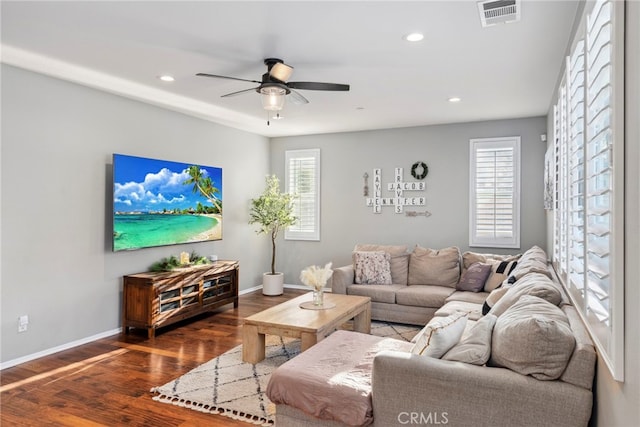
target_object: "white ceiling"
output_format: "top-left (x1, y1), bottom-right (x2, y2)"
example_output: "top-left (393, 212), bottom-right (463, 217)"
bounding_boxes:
top-left (0, 1), bottom-right (579, 137)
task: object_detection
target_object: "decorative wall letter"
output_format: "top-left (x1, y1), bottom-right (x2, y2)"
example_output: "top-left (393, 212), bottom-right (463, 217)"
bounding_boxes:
top-left (365, 167), bottom-right (426, 214)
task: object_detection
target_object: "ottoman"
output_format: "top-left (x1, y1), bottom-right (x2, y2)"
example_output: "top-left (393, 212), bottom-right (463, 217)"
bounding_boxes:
top-left (266, 330), bottom-right (413, 426)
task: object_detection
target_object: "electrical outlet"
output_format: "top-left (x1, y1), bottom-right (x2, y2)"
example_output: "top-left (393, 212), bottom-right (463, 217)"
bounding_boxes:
top-left (18, 315), bottom-right (29, 333)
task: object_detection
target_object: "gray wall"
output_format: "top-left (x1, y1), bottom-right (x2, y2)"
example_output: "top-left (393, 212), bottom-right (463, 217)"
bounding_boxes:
top-left (0, 64), bottom-right (271, 363)
top-left (270, 117), bottom-right (548, 285)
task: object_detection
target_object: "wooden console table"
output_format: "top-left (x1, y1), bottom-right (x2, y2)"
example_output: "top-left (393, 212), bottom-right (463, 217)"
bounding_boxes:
top-left (122, 260), bottom-right (239, 338)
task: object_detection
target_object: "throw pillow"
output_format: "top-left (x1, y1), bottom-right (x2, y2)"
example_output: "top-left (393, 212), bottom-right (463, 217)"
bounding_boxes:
top-left (442, 314), bottom-right (497, 365)
top-left (483, 260), bottom-right (518, 292)
top-left (408, 246), bottom-right (461, 287)
top-left (411, 312), bottom-right (468, 358)
top-left (456, 262), bottom-right (492, 292)
top-left (353, 251), bottom-right (392, 284)
top-left (490, 295), bottom-right (576, 380)
top-left (354, 244), bottom-right (409, 285)
top-left (488, 273), bottom-right (563, 317)
top-left (482, 286), bottom-right (509, 315)
top-left (462, 251), bottom-right (521, 273)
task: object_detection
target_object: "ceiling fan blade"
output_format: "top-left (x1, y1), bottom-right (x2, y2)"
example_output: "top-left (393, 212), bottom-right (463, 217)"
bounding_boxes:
top-left (288, 89), bottom-right (309, 105)
top-left (221, 87), bottom-right (259, 98)
top-left (287, 82), bottom-right (350, 91)
top-left (196, 73), bottom-right (261, 84)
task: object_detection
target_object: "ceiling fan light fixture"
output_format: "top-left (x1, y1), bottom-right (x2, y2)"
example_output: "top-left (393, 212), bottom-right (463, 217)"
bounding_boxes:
top-left (270, 62), bottom-right (294, 82)
top-left (260, 85), bottom-right (287, 111)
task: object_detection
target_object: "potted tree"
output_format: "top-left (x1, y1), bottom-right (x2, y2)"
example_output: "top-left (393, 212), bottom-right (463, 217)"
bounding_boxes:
top-left (249, 175), bottom-right (297, 295)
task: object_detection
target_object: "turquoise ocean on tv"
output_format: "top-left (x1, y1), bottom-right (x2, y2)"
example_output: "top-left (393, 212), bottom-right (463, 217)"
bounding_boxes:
top-left (114, 214), bottom-right (218, 251)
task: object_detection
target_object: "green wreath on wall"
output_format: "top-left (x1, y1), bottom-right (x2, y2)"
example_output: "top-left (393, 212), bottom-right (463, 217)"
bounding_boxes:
top-left (411, 161), bottom-right (429, 180)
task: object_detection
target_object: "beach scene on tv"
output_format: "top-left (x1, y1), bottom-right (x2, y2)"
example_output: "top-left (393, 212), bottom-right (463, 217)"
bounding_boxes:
top-left (113, 154), bottom-right (222, 251)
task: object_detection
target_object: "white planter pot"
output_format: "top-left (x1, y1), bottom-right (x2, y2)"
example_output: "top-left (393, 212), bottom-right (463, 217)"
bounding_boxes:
top-left (262, 272), bottom-right (284, 296)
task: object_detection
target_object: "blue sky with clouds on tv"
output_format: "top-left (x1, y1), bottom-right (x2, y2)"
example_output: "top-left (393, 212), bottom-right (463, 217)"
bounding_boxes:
top-left (113, 155), bottom-right (222, 213)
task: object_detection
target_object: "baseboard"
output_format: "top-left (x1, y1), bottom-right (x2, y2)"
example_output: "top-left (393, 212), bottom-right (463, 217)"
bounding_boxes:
top-left (239, 284), bottom-right (263, 295)
top-left (283, 284), bottom-right (309, 290)
top-left (243, 284), bottom-right (331, 292)
top-left (284, 284), bottom-right (332, 292)
top-left (0, 327), bottom-right (122, 370)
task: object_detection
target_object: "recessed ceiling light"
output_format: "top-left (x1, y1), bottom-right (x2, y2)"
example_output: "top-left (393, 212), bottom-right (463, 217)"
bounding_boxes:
top-left (448, 97), bottom-right (462, 103)
top-left (404, 33), bottom-right (424, 42)
top-left (158, 75), bottom-right (175, 82)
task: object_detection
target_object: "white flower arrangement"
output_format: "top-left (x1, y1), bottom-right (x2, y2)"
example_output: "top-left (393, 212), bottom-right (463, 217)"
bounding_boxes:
top-left (300, 262), bottom-right (333, 291)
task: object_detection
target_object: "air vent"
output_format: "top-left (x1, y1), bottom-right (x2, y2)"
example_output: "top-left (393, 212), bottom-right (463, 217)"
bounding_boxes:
top-left (477, 0), bottom-right (521, 27)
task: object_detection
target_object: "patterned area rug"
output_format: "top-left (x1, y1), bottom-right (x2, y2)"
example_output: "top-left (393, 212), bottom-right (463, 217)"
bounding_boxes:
top-left (150, 321), bottom-right (421, 426)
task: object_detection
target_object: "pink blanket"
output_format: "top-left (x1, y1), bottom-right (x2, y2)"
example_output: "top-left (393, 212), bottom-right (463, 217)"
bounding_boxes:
top-left (266, 330), bottom-right (412, 426)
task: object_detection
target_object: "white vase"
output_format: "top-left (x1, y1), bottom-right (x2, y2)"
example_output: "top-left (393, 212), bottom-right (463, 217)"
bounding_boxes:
top-left (262, 272), bottom-right (284, 296)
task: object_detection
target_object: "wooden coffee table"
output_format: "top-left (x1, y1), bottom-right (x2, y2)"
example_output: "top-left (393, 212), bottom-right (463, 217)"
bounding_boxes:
top-left (242, 292), bottom-right (371, 363)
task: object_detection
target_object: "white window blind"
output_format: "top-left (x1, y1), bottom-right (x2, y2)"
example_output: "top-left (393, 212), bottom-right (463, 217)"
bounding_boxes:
top-left (553, 103), bottom-right (561, 264)
top-left (558, 81), bottom-right (570, 276)
top-left (568, 39), bottom-right (586, 295)
top-left (551, 0), bottom-right (624, 381)
top-left (585, 0), bottom-right (614, 327)
top-left (469, 137), bottom-right (521, 248)
top-left (284, 149), bottom-right (320, 241)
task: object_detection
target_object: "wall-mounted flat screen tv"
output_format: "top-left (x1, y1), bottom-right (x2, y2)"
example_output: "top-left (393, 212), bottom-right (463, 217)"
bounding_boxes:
top-left (113, 154), bottom-right (222, 251)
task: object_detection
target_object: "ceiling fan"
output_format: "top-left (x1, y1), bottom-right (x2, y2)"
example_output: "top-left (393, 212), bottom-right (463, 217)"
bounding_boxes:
top-left (196, 58), bottom-right (350, 113)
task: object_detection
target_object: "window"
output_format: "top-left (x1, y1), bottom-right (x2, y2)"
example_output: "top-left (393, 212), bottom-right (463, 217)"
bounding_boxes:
top-left (552, 0), bottom-right (624, 381)
top-left (469, 136), bottom-right (521, 248)
top-left (284, 149), bottom-right (320, 241)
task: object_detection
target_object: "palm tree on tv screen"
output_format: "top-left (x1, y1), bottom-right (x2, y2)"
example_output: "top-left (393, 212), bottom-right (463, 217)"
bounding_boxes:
top-left (184, 165), bottom-right (222, 213)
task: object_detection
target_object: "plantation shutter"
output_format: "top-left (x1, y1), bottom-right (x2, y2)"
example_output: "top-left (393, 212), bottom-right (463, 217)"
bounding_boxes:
top-left (568, 39), bottom-right (586, 293)
top-left (584, 0), bottom-right (616, 326)
top-left (469, 137), bottom-right (521, 248)
top-left (551, 0), bottom-right (624, 380)
top-left (285, 149), bottom-right (320, 241)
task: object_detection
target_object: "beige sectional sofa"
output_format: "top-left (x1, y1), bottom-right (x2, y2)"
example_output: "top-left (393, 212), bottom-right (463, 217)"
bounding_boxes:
top-left (267, 245), bottom-right (597, 427)
top-left (332, 243), bottom-right (517, 325)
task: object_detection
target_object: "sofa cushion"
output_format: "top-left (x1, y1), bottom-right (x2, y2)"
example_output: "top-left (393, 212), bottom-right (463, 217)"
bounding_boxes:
top-left (490, 295), bottom-right (576, 380)
top-left (488, 273), bottom-right (563, 317)
top-left (445, 290), bottom-right (490, 305)
top-left (354, 244), bottom-right (409, 285)
top-left (346, 284), bottom-right (405, 304)
top-left (388, 254), bottom-right (409, 285)
top-left (354, 243), bottom-right (407, 256)
top-left (353, 251), bottom-right (392, 284)
top-left (560, 305), bottom-right (597, 390)
top-left (484, 260), bottom-right (519, 292)
top-left (435, 301), bottom-right (483, 321)
top-left (442, 313), bottom-right (497, 365)
top-left (395, 285), bottom-right (456, 308)
top-left (457, 262), bottom-right (492, 292)
top-left (411, 312), bottom-right (468, 358)
top-left (408, 246), bottom-right (460, 287)
top-left (509, 245), bottom-right (552, 280)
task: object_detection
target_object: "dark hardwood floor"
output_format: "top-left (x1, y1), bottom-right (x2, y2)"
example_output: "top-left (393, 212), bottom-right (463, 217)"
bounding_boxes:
top-left (1, 289), bottom-right (306, 426)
